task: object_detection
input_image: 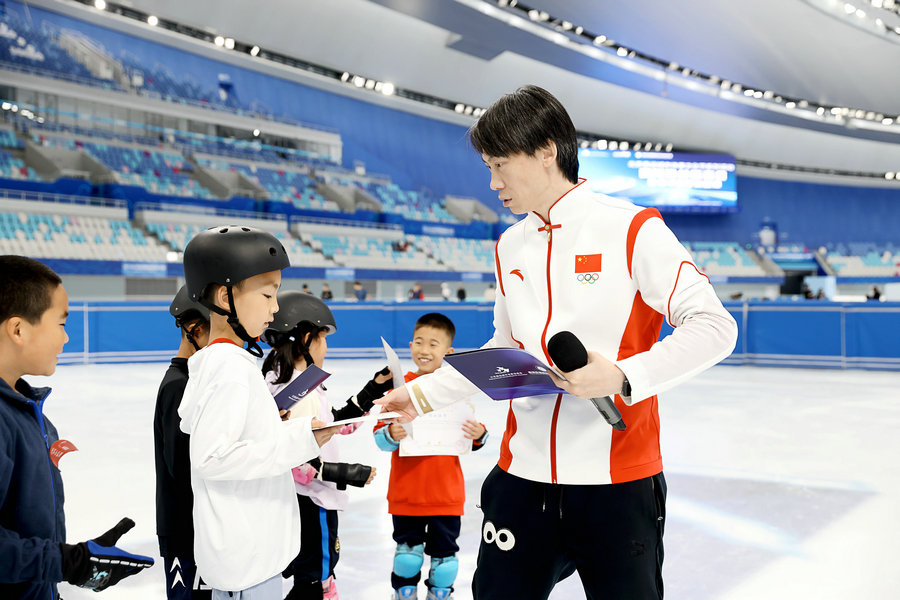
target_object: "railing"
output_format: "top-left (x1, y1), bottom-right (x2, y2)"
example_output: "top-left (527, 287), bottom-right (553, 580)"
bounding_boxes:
top-left (0, 186), bottom-right (125, 209)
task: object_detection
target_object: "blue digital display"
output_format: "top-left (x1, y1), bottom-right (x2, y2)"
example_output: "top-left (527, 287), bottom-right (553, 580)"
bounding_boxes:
top-left (577, 149), bottom-right (738, 213)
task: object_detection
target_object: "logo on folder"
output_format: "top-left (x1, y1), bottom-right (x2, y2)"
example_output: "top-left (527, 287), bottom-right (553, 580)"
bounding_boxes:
top-left (575, 254), bottom-right (602, 284)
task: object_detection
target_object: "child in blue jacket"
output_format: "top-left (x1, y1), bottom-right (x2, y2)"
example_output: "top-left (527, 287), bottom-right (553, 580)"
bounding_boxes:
top-left (0, 255), bottom-right (153, 599)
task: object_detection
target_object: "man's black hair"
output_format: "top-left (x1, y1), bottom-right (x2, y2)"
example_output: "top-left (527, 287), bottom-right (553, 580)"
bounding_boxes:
top-left (414, 312), bottom-right (456, 344)
top-left (468, 84), bottom-right (579, 184)
top-left (0, 255), bottom-right (62, 324)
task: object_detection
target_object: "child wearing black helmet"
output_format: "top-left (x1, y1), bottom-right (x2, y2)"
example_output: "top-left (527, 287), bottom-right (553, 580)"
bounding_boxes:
top-left (262, 290), bottom-right (392, 600)
top-left (177, 226), bottom-right (339, 599)
top-left (153, 285), bottom-right (211, 599)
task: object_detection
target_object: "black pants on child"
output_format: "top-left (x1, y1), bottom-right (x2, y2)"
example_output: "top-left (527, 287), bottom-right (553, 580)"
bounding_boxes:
top-left (163, 556), bottom-right (212, 599)
top-left (391, 514), bottom-right (461, 590)
top-left (284, 494), bottom-right (340, 600)
top-left (472, 466), bottom-right (666, 600)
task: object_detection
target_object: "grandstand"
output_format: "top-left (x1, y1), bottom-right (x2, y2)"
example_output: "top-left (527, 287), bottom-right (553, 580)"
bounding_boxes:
top-left (0, 0), bottom-right (894, 352)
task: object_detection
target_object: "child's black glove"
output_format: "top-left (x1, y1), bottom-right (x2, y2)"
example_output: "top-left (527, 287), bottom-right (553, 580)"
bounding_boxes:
top-left (319, 461), bottom-right (373, 490)
top-left (353, 366), bottom-right (393, 412)
top-left (60, 518), bottom-right (154, 591)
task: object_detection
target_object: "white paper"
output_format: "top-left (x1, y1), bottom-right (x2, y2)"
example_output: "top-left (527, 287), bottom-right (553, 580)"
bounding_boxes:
top-left (399, 400), bottom-right (476, 457)
top-left (381, 337), bottom-right (413, 438)
top-left (381, 336), bottom-right (407, 390)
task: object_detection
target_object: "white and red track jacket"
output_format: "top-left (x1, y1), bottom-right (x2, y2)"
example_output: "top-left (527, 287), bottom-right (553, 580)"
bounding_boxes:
top-left (405, 180), bottom-right (737, 485)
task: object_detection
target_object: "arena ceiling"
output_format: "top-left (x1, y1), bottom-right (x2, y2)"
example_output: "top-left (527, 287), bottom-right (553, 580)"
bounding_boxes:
top-left (39, 0), bottom-right (900, 174)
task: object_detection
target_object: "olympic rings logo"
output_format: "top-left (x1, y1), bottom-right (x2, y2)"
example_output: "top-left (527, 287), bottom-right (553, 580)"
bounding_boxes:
top-left (576, 273), bottom-right (600, 284)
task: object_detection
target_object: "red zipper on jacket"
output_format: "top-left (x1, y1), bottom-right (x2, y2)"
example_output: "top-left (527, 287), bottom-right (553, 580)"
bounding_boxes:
top-left (533, 179), bottom-right (584, 484)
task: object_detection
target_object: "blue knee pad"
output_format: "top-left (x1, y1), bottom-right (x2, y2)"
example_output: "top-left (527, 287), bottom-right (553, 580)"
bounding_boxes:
top-left (393, 543), bottom-right (424, 578)
top-left (427, 555), bottom-right (458, 589)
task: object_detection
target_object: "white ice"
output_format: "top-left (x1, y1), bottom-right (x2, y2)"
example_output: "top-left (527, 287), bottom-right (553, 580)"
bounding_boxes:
top-left (28, 360), bottom-right (900, 600)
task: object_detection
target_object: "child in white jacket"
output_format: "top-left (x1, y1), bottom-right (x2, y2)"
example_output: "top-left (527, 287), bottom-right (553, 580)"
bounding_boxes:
top-left (262, 291), bottom-right (391, 599)
top-left (178, 226), bottom-right (338, 599)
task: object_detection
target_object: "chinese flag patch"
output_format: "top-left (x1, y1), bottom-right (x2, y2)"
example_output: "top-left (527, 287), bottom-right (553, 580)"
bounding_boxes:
top-left (575, 254), bottom-right (602, 273)
top-left (49, 439), bottom-right (78, 468)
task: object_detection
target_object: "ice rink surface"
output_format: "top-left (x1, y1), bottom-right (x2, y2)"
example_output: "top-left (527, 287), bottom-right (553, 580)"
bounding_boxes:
top-left (28, 359), bottom-right (900, 600)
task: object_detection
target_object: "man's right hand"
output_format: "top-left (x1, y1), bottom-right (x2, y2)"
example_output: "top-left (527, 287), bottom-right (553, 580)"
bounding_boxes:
top-left (311, 418), bottom-right (340, 447)
top-left (375, 386), bottom-right (418, 422)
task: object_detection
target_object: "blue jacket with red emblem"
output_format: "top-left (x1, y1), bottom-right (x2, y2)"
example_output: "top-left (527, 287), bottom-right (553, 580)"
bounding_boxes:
top-left (0, 376), bottom-right (66, 600)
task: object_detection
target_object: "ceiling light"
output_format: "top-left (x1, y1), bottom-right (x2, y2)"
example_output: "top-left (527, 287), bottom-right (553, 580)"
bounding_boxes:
top-left (252, 129), bottom-right (260, 137)
top-left (616, 46), bottom-right (628, 56)
top-left (364, 79), bottom-right (376, 90)
top-left (665, 143), bottom-right (674, 152)
top-left (249, 45), bottom-right (260, 56)
top-left (454, 104), bottom-right (465, 113)
top-left (528, 9), bottom-right (539, 20)
top-left (214, 36), bottom-right (225, 47)
top-left (147, 15), bottom-right (158, 26)
top-left (817, 106), bottom-right (826, 116)
top-left (352, 76), bottom-right (365, 87)
top-left (561, 21), bottom-right (572, 30)
top-left (844, 3), bottom-right (856, 14)
top-left (94, 0), bottom-right (106, 9)
top-left (224, 38), bottom-right (235, 49)
top-left (574, 26), bottom-right (583, 35)
top-left (593, 35), bottom-right (607, 45)
top-left (856, 8), bottom-right (866, 17)
top-left (882, 117), bottom-right (894, 125)
top-left (885, 172), bottom-right (895, 180)
top-left (786, 101), bottom-right (796, 109)
top-left (381, 82), bottom-right (395, 95)
top-left (341, 72), bottom-right (350, 82)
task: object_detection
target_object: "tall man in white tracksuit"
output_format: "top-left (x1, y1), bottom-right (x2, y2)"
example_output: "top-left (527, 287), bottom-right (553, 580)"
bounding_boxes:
top-left (377, 85), bottom-right (738, 599)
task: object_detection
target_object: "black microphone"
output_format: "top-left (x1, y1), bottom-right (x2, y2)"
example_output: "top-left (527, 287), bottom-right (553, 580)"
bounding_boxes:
top-left (547, 331), bottom-right (626, 431)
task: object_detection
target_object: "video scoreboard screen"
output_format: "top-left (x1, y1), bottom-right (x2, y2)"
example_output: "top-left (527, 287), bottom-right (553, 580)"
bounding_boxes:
top-left (577, 149), bottom-right (738, 213)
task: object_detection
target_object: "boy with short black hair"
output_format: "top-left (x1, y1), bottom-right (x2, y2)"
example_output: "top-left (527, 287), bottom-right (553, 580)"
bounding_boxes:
top-left (0, 255), bottom-right (153, 599)
top-left (177, 227), bottom-right (338, 599)
top-left (374, 313), bottom-right (487, 600)
top-left (154, 285), bottom-right (212, 599)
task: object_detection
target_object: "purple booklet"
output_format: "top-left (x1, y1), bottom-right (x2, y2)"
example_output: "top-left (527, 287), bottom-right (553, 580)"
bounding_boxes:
top-left (273, 364), bottom-right (331, 411)
top-left (443, 347), bottom-right (566, 400)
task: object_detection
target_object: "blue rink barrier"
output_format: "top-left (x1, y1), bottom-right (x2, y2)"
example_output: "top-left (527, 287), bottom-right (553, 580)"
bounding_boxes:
top-left (58, 301), bottom-right (899, 370)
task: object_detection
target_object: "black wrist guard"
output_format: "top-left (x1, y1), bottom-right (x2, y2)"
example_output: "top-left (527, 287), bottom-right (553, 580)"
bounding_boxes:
top-left (318, 462), bottom-right (372, 490)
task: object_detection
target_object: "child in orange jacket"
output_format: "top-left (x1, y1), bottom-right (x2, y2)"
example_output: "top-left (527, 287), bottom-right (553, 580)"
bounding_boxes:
top-left (373, 313), bottom-right (488, 600)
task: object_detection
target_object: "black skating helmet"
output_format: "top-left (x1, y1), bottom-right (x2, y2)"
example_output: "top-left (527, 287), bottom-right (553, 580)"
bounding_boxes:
top-left (169, 285), bottom-right (210, 351)
top-left (169, 284), bottom-right (210, 323)
top-left (182, 225), bottom-right (290, 356)
top-left (263, 290), bottom-right (336, 347)
top-left (183, 225), bottom-right (290, 302)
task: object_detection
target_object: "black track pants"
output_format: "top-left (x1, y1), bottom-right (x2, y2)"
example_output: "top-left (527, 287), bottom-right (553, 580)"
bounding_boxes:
top-left (472, 466), bottom-right (666, 600)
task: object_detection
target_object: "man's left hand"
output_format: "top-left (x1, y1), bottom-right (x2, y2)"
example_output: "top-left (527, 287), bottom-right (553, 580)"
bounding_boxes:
top-left (548, 351), bottom-right (626, 400)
